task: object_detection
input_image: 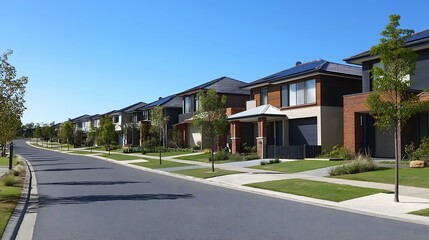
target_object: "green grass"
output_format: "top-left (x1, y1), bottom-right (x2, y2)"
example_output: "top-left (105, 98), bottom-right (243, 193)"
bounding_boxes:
top-left (409, 208), bottom-right (429, 217)
top-left (0, 157), bottom-right (18, 166)
top-left (131, 159), bottom-right (195, 169)
top-left (172, 168), bottom-right (243, 178)
top-left (245, 178), bottom-right (388, 202)
top-left (70, 150), bottom-right (98, 155)
top-left (250, 160), bottom-right (346, 173)
top-left (0, 184), bottom-right (22, 236)
top-left (332, 168), bottom-right (429, 188)
top-left (146, 151), bottom-right (193, 157)
top-left (89, 146), bottom-right (123, 152)
top-left (100, 154), bottom-right (146, 161)
top-left (173, 153), bottom-right (235, 164)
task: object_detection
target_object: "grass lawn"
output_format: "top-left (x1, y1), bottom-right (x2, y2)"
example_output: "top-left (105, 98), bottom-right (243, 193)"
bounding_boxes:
top-left (146, 151), bottom-right (193, 157)
top-left (172, 168), bottom-right (242, 179)
top-left (70, 150), bottom-right (98, 155)
top-left (332, 168), bottom-right (429, 188)
top-left (245, 178), bottom-right (388, 202)
top-left (409, 208), bottom-right (429, 217)
top-left (173, 153), bottom-right (236, 164)
top-left (250, 160), bottom-right (347, 173)
top-left (0, 157), bottom-right (17, 166)
top-left (89, 147), bottom-right (123, 152)
top-left (100, 154), bottom-right (146, 161)
top-left (131, 159), bottom-right (195, 169)
top-left (0, 184), bottom-right (22, 236)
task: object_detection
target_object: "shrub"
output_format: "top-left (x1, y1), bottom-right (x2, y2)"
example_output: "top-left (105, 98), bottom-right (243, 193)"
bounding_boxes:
top-left (405, 137), bottom-right (429, 167)
top-left (209, 150), bottom-right (229, 161)
top-left (12, 165), bottom-right (24, 176)
top-left (192, 145), bottom-right (200, 151)
top-left (260, 161), bottom-right (267, 166)
top-left (228, 154), bottom-right (244, 161)
top-left (329, 155), bottom-right (377, 176)
top-left (244, 154), bottom-right (258, 161)
top-left (2, 175), bottom-right (18, 186)
top-left (321, 145), bottom-right (354, 160)
top-left (274, 158), bottom-right (280, 163)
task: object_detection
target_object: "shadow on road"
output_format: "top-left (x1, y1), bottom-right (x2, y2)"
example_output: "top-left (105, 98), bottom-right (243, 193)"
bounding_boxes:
top-left (38, 193), bottom-right (194, 206)
top-left (38, 181), bottom-right (148, 186)
top-left (37, 167), bottom-right (112, 172)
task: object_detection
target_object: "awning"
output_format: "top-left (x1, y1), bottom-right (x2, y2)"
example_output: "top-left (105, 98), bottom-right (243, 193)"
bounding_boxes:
top-left (228, 104), bottom-right (286, 122)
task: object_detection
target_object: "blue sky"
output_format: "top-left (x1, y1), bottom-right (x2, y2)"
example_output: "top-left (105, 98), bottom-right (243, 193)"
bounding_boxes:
top-left (2, 0), bottom-right (429, 124)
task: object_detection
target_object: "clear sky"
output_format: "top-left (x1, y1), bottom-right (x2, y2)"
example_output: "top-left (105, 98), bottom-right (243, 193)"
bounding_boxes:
top-left (2, 0), bottom-right (429, 124)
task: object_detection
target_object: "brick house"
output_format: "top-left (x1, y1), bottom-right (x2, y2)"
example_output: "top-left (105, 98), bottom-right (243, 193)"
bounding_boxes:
top-left (228, 59), bottom-right (362, 159)
top-left (174, 77), bottom-right (249, 149)
top-left (343, 29), bottom-right (429, 158)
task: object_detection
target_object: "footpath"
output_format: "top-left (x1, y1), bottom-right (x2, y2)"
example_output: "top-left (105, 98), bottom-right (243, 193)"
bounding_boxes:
top-left (19, 144), bottom-right (429, 230)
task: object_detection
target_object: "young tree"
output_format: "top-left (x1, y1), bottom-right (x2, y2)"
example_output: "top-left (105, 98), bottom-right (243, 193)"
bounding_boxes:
top-left (100, 115), bottom-right (117, 155)
top-left (193, 90), bottom-right (229, 172)
top-left (150, 106), bottom-right (169, 164)
top-left (60, 120), bottom-right (74, 151)
top-left (86, 122), bottom-right (97, 153)
top-left (366, 15), bottom-right (426, 202)
top-left (0, 50), bottom-right (28, 155)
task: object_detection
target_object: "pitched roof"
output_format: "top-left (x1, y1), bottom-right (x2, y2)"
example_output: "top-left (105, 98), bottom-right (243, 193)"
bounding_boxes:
top-left (243, 59), bottom-right (361, 88)
top-left (345, 29), bottom-right (429, 64)
top-left (177, 76), bottom-right (249, 96)
top-left (111, 102), bottom-right (145, 115)
top-left (228, 104), bottom-right (285, 121)
top-left (138, 95), bottom-right (181, 110)
top-left (123, 102), bottom-right (147, 113)
top-left (70, 114), bottom-right (91, 123)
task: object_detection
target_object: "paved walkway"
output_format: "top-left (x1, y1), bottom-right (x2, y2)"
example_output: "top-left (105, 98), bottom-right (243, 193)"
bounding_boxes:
top-left (25, 143), bottom-right (429, 225)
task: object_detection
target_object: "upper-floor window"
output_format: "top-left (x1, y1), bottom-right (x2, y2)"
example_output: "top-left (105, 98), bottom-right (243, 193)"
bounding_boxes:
top-left (281, 85), bottom-right (289, 107)
top-left (142, 110), bottom-right (150, 121)
top-left (260, 87), bottom-right (268, 105)
top-left (184, 96), bottom-right (191, 113)
top-left (113, 115), bottom-right (119, 123)
top-left (288, 79), bottom-right (316, 107)
top-left (194, 95), bottom-right (200, 111)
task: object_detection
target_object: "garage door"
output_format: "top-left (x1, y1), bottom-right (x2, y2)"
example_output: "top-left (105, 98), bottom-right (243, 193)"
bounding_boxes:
top-left (289, 117), bottom-right (317, 145)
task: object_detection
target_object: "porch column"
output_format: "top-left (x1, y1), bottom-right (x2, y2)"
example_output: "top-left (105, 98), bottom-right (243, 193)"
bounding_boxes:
top-left (257, 117), bottom-right (267, 159)
top-left (230, 121), bottom-right (241, 154)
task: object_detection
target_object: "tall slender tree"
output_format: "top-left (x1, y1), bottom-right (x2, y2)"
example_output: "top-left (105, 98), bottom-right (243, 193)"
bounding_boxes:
top-left (366, 15), bottom-right (426, 202)
top-left (0, 50), bottom-right (28, 155)
top-left (150, 106), bottom-right (169, 164)
top-left (193, 90), bottom-right (229, 172)
top-left (60, 120), bottom-right (74, 151)
top-left (100, 115), bottom-right (117, 155)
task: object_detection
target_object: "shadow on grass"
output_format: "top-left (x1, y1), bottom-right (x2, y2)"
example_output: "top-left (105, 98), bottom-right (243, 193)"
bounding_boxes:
top-left (38, 193), bottom-right (194, 206)
top-left (39, 181), bottom-right (148, 186)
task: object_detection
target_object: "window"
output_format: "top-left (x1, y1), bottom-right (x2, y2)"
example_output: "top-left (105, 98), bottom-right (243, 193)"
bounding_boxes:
top-left (281, 85), bottom-right (289, 107)
top-left (143, 110), bottom-right (150, 121)
top-left (289, 79), bottom-right (316, 106)
top-left (260, 88), bottom-right (268, 105)
top-left (194, 95), bottom-right (200, 111)
top-left (112, 116), bottom-right (119, 123)
top-left (184, 96), bottom-right (191, 113)
top-left (305, 79), bottom-right (316, 103)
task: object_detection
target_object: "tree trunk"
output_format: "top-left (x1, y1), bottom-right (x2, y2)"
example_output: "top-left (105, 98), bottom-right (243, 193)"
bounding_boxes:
top-left (211, 137), bottom-right (215, 172)
top-left (394, 122), bottom-right (401, 202)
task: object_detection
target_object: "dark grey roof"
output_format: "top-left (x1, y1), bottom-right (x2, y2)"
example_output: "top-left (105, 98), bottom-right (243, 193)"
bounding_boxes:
top-left (111, 102), bottom-right (145, 115)
top-left (244, 59), bottom-right (361, 88)
top-left (177, 76), bottom-right (249, 96)
top-left (345, 29), bottom-right (429, 64)
top-left (138, 95), bottom-right (182, 110)
top-left (70, 114), bottom-right (91, 123)
top-left (123, 102), bottom-right (147, 113)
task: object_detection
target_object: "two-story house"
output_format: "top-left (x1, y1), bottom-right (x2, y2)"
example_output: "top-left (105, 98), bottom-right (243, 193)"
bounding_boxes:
top-left (175, 76), bottom-right (249, 149)
top-left (70, 114), bottom-right (91, 146)
top-left (110, 102), bottom-right (146, 146)
top-left (343, 29), bottom-right (429, 158)
top-left (138, 95), bottom-right (182, 147)
top-left (228, 59), bottom-right (362, 159)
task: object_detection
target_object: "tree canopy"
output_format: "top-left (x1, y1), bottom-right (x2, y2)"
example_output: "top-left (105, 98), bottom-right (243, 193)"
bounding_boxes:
top-left (0, 50), bottom-right (28, 148)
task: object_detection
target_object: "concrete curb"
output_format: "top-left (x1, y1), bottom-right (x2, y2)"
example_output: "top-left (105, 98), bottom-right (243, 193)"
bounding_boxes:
top-left (1, 156), bottom-right (35, 240)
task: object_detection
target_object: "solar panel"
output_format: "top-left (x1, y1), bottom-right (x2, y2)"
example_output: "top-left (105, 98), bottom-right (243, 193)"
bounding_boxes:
top-left (407, 30), bottom-right (429, 43)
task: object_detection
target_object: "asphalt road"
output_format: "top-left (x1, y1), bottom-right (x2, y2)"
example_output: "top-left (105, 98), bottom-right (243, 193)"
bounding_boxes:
top-left (14, 140), bottom-right (429, 240)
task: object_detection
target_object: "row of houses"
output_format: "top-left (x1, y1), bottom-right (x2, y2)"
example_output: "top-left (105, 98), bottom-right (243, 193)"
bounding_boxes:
top-left (65, 29), bottom-right (429, 159)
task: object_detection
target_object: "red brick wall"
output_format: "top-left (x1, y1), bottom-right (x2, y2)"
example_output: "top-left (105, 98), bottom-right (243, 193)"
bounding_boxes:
top-left (343, 93), bottom-right (370, 153)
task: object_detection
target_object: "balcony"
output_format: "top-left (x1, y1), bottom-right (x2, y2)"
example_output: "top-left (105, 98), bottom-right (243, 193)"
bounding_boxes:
top-left (178, 112), bottom-right (193, 123)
